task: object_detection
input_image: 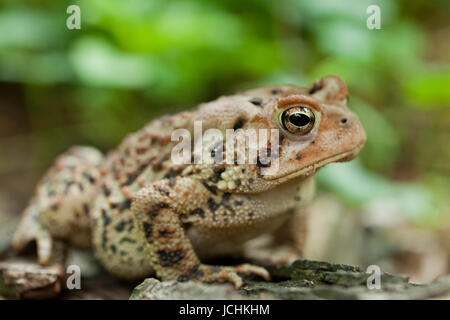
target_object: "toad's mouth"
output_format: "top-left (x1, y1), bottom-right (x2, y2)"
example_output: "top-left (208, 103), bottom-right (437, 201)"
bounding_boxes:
top-left (264, 143), bottom-right (365, 183)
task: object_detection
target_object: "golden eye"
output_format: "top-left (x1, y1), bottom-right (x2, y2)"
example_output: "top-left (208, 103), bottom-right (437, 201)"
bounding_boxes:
top-left (280, 106), bottom-right (315, 135)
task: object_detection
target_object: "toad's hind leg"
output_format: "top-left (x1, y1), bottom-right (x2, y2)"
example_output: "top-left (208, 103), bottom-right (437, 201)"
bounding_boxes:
top-left (12, 146), bottom-right (104, 265)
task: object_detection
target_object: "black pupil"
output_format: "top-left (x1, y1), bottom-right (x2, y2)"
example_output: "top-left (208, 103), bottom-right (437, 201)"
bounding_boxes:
top-left (289, 113), bottom-right (310, 127)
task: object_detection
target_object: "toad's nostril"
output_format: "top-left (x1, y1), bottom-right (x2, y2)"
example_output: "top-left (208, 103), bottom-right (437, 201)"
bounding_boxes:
top-left (340, 118), bottom-right (348, 125)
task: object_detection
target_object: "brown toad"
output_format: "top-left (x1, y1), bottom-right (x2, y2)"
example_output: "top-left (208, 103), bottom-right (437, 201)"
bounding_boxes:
top-left (12, 75), bottom-right (366, 288)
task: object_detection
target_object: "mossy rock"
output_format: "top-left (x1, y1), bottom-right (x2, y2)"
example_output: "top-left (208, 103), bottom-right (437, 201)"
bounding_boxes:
top-left (131, 259), bottom-right (450, 300)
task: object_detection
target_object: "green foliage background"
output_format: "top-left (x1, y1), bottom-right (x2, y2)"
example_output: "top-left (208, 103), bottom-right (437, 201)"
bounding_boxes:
top-left (0, 0), bottom-right (448, 227)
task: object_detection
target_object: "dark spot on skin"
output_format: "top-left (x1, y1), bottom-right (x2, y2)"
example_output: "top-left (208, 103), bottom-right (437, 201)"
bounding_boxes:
top-left (136, 146), bottom-right (148, 155)
top-left (234, 200), bottom-right (243, 206)
top-left (224, 218), bottom-right (229, 224)
top-left (152, 202), bottom-right (169, 213)
top-left (150, 137), bottom-right (159, 146)
top-left (143, 222), bottom-right (152, 239)
top-left (120, 251), bottom-right (127, 256)
top-left (156, 186), bottom-right (170, 196)
top-left (296, 152), bottom-right (302, 160)
top-left (151, 160), bottom-right (163, 172)
top-left (311, 140), bottom-right (315, 144)
top-left (168, 177), bottom-right (176, 188)
top-left (161, 153), bottom-right (170, 162)
top-left (164, 167), bottom-right (182, 179)
top-left (101, 209), bottom-right (111, 226)
top-left (212, 167), bottom-right (226, 183)
top-left (207, 198), bottom-right (219, 213)
top-left (271, 88), bottom-right (281, 95)
top-left (177, 275), bottom-right (189, 282)
top-left (127, 219), bottom-right (135, 232)
top-left (122, 173), bottom-right (139, 187)
top-left (159, 228), bottom-right (169, 237)
top-left (190, 208), bottom-right (205, 218)
top-left (249, 178), bottom-right (254, 184)
top-left (101, 230), bottom-right (108, 251)
top-left (83, 204), bottom-right (90, 216)
top-left (278, 134), bottom-right (285, 146)
top-left (248, 212), bottom-right (254, 217)
top-left (189, 264), bottom-right (204, 278)
top-left (223, 192), bottom-right (231, 202)
top-left (201, 180), bottom-right (218, 195)
top-left (137, 246), bottom-right (144, 252)
top-left (110, 245), bottom-right (117, 254)
top-left (50, 203), bottom-right (59, 211)
top-left (235, 179), bottom-right (241, 187)
top-left (210, 266), bottom-right (222, 273)
top-left (233, 118), bottom-right (247, 130)
top-left (112, 164), bottom-right (120, 180)
top-left (249, 97), bottom-right (262, 106)
top-left (47, 190), bottom-right (56, 197)
top-left (64, 181), bottom-right (75, 195)
top-left (157, 249), bottom-right (184, 267)
top-left (223, 204), bottom-right (235, 217)
top-left (78, 183), bottom-right (84, 192)
top-left (119, 237), bottom-right (137, 244)
top-left (115, 221), bottom-right (127, 232)
top-left (111, 199), bottom-right (132, 212)
top-left (149, 212), bottom-right (159, 220)
top-left (211, 192), bottom-right (235, 217)
top-left (294, 196), bottom-right (301, 201)
top-left (123, 163), bottom-right (148, 186)
top-left (82, 171), bottom-right (96, 184)
top-left (256, 148), bottom-right (272, 168)
top-left (147, 202), bottom-right (169, 220)
top-left (309, 81), bottom-right (323, 94)
top-left (102, 185), bottom-right (111, 197)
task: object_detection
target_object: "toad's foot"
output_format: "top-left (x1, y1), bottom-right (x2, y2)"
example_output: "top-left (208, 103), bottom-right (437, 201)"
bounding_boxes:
top-left (12, 203), bottom-right (54, 265)
top-left (183, 263), bottom-right (270, 289)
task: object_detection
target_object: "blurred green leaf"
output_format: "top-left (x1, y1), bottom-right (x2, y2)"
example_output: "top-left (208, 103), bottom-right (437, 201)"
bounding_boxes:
top-left (69, 37), bottom-right (157, 88)
top-left (317, 159), bottom-right (388, 205)
top-left (317, 160), bottom-right (438, 227)
top-left (403, 67), bottom-right (450, 108)
top-left (0, 8), bottom-right (64, 49)
top-left (350, 97), bottom-right (401, 172)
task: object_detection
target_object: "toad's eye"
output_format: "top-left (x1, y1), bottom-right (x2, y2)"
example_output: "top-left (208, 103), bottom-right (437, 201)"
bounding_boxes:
top-left (279, 106), bottom-right (316, 135)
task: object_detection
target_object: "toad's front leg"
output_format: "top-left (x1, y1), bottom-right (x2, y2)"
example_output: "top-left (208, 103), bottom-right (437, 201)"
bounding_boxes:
top-left (131, 177), bottom-right (270, 288)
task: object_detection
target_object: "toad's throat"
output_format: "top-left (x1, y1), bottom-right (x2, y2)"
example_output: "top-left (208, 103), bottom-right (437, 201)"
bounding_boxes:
top-left (264, 143), bottom-right (365, 182)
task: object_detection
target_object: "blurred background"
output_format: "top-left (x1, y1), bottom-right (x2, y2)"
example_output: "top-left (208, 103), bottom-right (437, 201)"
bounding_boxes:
top-left (0, 0), bottom-right (448, 284)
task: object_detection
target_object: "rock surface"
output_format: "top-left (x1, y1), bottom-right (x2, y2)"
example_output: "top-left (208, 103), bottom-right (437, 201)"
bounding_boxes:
top-left (2, 254), bottom-right (450, 300)
top-left (130, 260), bottom-right (450, 300)
top-left (0, 258), bottom-right (62, 299)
